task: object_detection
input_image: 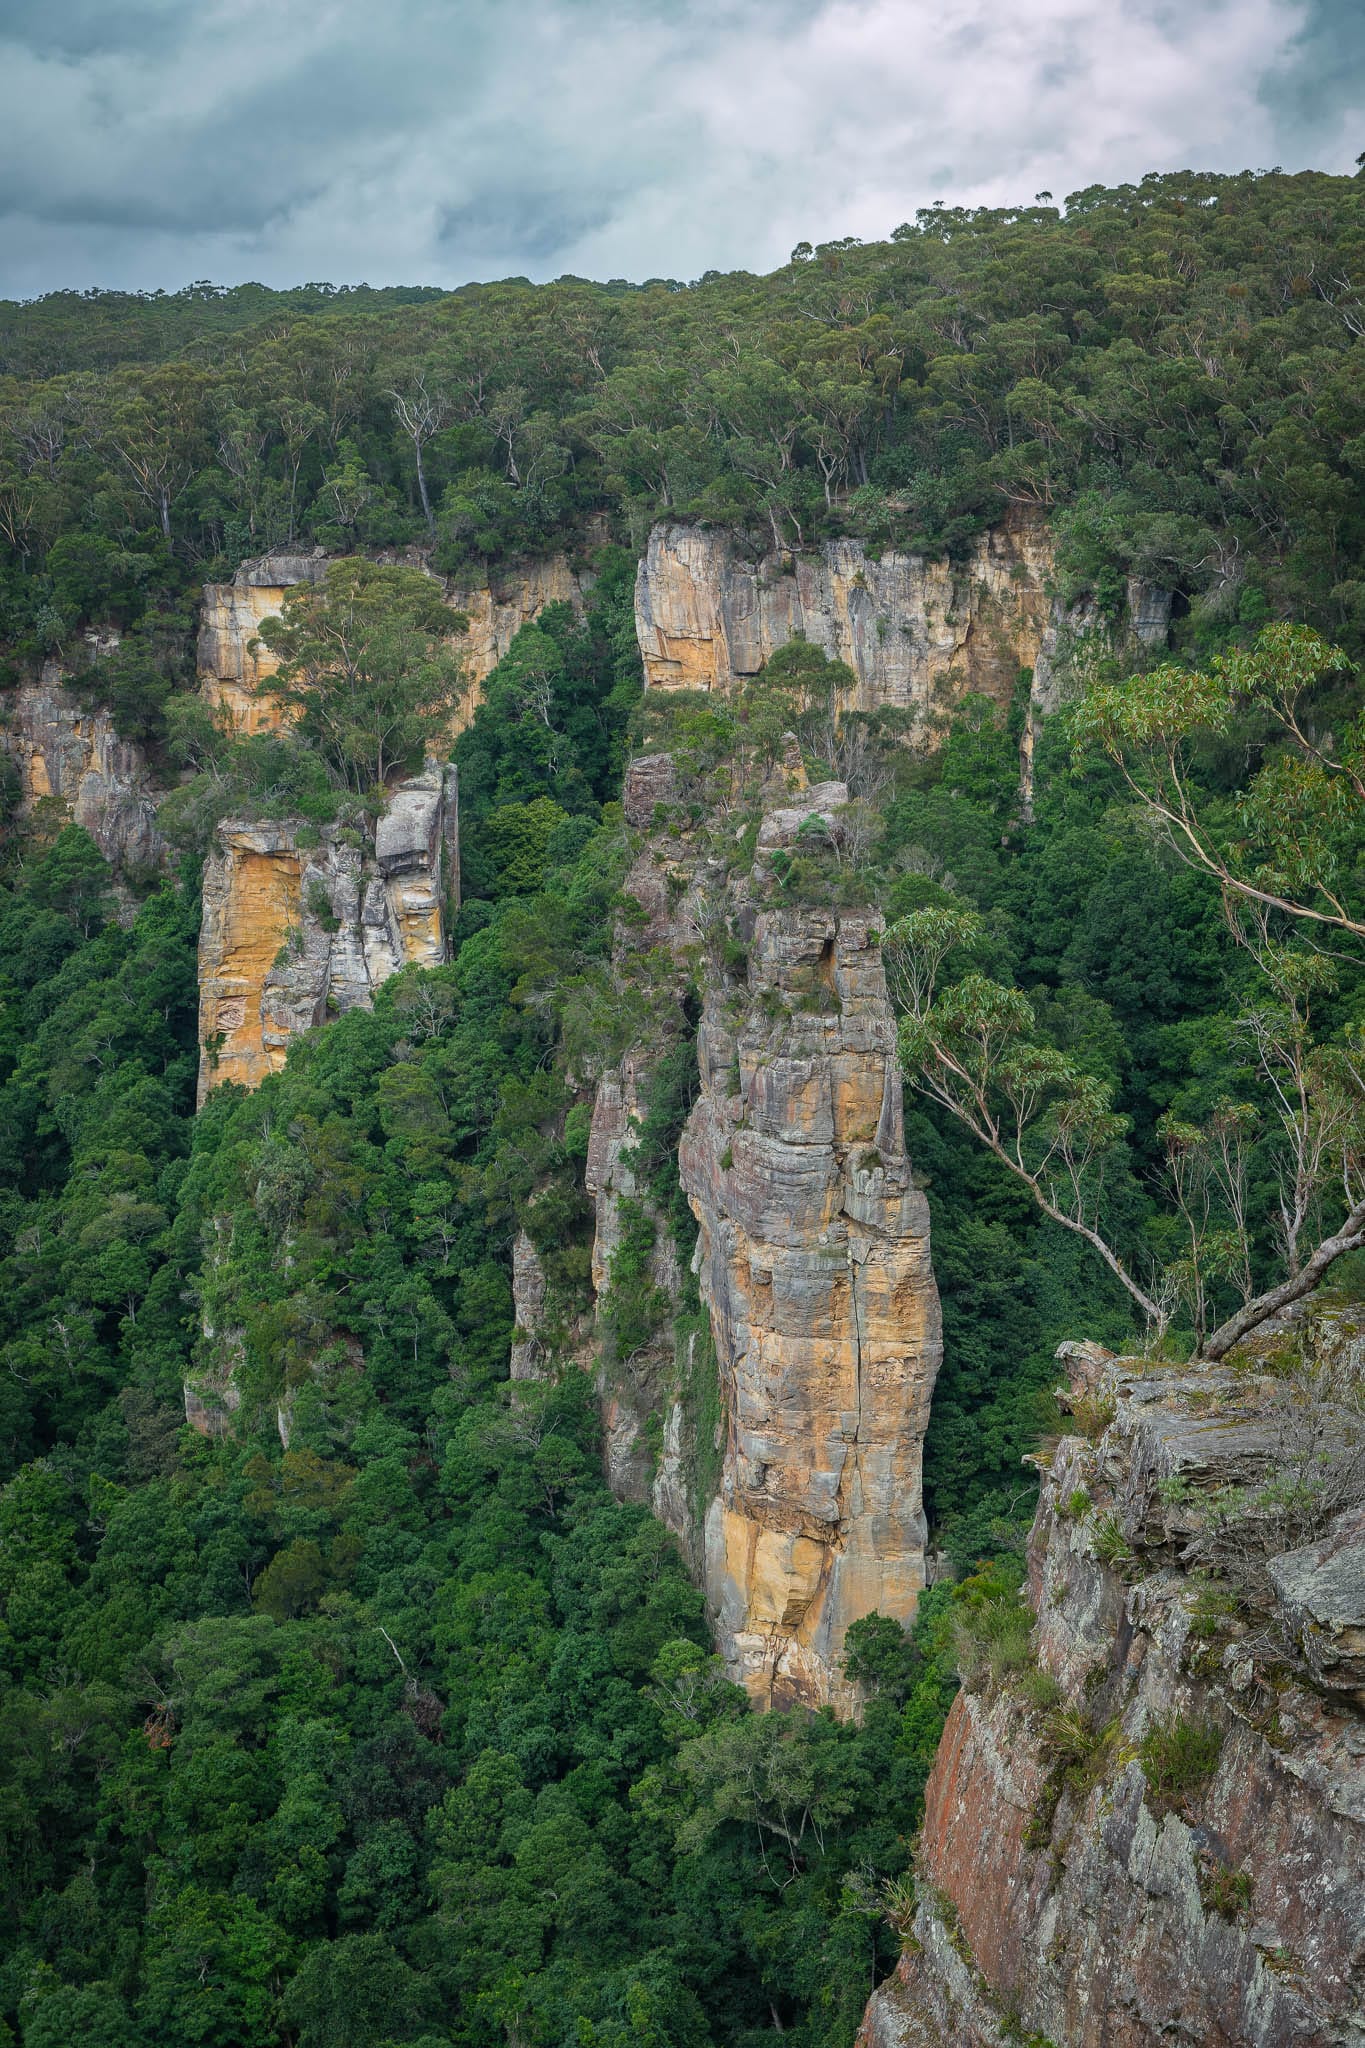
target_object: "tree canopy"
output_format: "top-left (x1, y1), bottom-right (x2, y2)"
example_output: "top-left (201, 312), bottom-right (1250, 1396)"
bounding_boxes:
top-left (6, 167), bottom-right (1365, 742)
top-left (253, 559), bottom-right (468, 793)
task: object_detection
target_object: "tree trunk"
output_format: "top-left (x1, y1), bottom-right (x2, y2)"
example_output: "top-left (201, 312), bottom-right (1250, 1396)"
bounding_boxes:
top-left (1201, 1199), bottom-right (1365, 1360)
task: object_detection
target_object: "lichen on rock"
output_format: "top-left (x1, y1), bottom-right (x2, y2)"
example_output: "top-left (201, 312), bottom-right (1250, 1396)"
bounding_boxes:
top-left (859, 1346), bottom-right (1365, 2048)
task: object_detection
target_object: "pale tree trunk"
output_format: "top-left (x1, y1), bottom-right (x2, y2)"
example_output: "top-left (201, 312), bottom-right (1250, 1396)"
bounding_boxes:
top-left (1201, 1200), bottom-right (1365, 1361)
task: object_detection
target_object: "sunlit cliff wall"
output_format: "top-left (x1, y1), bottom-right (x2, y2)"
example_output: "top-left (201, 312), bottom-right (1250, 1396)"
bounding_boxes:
top-left (196, 763), bottom-right (458, 1103)
top-left (634, 516), bottom-right (1057, 727)
top-left (197, 548), bottom-right (591, 738)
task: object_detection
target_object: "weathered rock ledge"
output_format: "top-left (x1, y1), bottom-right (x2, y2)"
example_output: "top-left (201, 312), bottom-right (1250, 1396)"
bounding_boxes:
top-left (858, 1350), bottom-right (1365, 2048)
top-left (634, 517), bottom-right (1059, 726)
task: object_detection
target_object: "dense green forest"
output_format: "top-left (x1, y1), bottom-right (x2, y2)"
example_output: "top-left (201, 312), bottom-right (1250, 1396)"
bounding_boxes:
top-left (0, 164), bottom-right (1364, 2048)
top-left (0, 575), bottom-right (982, 2048)
top-left (4, 165), bottom-right (1365, 713)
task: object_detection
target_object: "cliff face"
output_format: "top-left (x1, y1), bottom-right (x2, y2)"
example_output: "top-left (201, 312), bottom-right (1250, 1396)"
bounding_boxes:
top-left (1, 551), bottom-right (586, 876)
top-left (634, 518), bottom-right (1056, 727)
top-left (196, 551), bottom-right (331, 731)
top-left (582, 752), bottom-right (705, 1553)
top-left (859, 1346), bottom-right (1365, 2048)
top-left (586, 740), bottom-right (942, 1709)
top-left (198, 548), bottom-right (590, 737)
top-left (1, 657), bottom-right (166, 869)
top-left (196, 762), bottom-right (458, 1103)
top-left (680, 906), bottom-right (941, 1712)
top-left (447, 555), bottom-right (592, 706)
top-left (194, 549), bottom-right (593, 1100)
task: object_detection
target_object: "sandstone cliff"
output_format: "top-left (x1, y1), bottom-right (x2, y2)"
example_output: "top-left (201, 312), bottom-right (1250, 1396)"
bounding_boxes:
top-left (196, 551), bottom-right (331, 731)
top-left (1, 655), bottom-right (166, 869)
top-left (585, 735), bottom-right (942, 1709)
top-left (0, 551), bottom-right (586, 877)
top-left (680, 905), bottom-right (941, 1712)
top-left (634, 518), bottom-right (1057, 727)
top-left (198, 548), bottom-right (590, 736)
top-left (196, 762), bottom-right (458, 1103)
top-left (859, 1344), bottom-right (1365, 2048)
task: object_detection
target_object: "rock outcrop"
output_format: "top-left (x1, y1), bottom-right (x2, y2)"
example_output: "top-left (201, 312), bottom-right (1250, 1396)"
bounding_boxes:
top-left (859, 1350), bottom-right (1365, 2048)
top-left (198, 548), bottom-right (590, 737)
top-left (1, 548), bottom-right (585, 877)
top-left (585, 735), bottom-right (942, 1710)
top-left (1, 656), bottom-right (166, 869)
top-left (583, 749), bottom-right (703, 1548)
top-left (510, 1230), bottom-right (552, 1382)
top-left (196, 762), bottom-right (457, 1102)
top-left (1268, 1509), bottom-right (1365, 1696)
top-left (681, 907), bottom-right (941, 1712)
top-left (196, 551), bottom-right (331, 731)
top-left (634, 518), bottom-right (1056, 727)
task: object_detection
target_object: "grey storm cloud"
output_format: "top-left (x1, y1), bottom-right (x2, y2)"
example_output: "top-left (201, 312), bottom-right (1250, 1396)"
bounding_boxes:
top-left (0, 0), bottom-right (1360, 297)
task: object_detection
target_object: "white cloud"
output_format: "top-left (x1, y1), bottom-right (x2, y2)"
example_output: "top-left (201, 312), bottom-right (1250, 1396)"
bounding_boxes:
top-left (0, 0), bottom-right (1357, 296)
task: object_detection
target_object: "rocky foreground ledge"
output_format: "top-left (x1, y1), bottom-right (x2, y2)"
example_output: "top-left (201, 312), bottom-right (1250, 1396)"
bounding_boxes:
top-left (859, 1337), bottom-right (1365, 2048)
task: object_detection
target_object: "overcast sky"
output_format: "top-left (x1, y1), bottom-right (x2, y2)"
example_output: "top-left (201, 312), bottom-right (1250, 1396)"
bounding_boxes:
top-left (0, 0), bottom-right (1360, 300)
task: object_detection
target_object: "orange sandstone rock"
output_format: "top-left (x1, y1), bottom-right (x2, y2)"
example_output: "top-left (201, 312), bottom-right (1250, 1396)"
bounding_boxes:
top-left (196, 763), bottom-right (458, 1104)
top-left (634, 517), bottom-right (1058, 728)
top-left (197, 548), bottom-right (591, 739)
top-left (681, 908), bottom-right (942, 1711)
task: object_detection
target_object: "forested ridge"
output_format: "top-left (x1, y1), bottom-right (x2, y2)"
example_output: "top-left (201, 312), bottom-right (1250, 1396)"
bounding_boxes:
top-left (0, 164), bottom-right (1364, 2048)
top-left (4, 166), bottom-right (1365, 697)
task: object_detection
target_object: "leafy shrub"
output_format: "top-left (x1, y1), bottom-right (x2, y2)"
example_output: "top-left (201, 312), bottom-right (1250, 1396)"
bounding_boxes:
top-left (1069, 1390), bottom-right (1117, 1440)
top-left (598, 1200), bottom-right (670, 1360)
top-left (1014, 1667), bottom-right (1063, 1712)
top-left (306, 879), bottom-right (340, 932)
top-left (1038, 1707), bottom-right (1095, 1765)
top-left (953, 1584), bottom-right (1035, 1693)
top-left (1092, 1512), bottom-right (1135, 1569)
top-left (843, 1611), bottom-right (921, 1700)
top-left (1186, 1580), bottom-right (1239, 1640)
